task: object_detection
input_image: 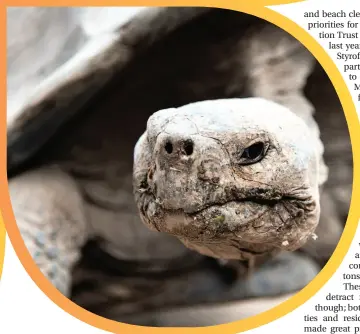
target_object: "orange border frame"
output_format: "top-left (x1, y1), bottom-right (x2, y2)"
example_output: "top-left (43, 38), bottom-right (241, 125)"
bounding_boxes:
top-left (2, 2), bottom-right (360, 333)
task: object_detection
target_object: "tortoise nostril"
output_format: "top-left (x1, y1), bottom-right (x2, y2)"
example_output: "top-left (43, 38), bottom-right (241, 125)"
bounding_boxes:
top-left (165, 141), bottom-right (173, 154)
top-left (183, 140), bottom-right (194, 156)
top-left (163, 138), bottom-right (193, 156)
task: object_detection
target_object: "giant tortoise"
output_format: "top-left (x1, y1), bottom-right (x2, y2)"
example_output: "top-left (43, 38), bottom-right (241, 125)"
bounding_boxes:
top-left (7, 7), bottom-right (352, 326)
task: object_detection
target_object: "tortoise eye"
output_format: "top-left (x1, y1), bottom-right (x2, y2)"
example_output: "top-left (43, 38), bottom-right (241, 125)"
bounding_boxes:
top-left (239, 142), bottom-right (267, 165)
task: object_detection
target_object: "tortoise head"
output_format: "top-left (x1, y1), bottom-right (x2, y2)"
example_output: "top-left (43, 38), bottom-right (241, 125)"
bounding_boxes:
top-left (134, 98), bottom-right (321, 260)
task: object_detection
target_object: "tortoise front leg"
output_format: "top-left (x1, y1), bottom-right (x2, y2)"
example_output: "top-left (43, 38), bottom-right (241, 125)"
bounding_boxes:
top-left (9, 166), bottom-right (88, 296)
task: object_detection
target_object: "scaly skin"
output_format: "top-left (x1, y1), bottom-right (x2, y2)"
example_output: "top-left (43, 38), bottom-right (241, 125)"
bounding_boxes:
top-left (9, 166), bottom-right (88, 295)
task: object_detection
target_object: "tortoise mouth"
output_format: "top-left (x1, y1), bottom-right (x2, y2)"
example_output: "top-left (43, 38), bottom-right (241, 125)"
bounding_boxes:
top-left (159, 195), bottom-right (312, 243)
top-left (166, 200), bottom-right (284, 259)
top-left (186, 197), bottom-right (279, 216)
top-left (161, 200), bottom-right (275, 239)
top-left (137, 190), bottom-right (318, 259)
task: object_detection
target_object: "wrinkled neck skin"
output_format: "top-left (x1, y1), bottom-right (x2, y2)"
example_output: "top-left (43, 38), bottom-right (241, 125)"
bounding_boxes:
top-left (133, 98), bottom-right (321, 260)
